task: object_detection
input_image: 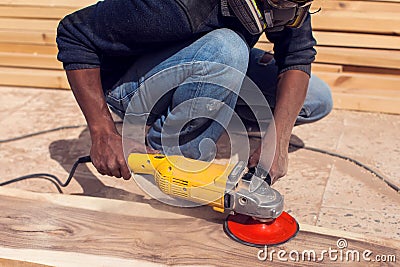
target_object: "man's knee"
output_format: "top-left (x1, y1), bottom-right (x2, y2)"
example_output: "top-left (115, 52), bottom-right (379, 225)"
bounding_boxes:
top-left (311, 74), bottom-right (333, 117)
top-left (297, 75), bottom-right (333, 125)
top-left (197, 28), bottom-right (249, 74)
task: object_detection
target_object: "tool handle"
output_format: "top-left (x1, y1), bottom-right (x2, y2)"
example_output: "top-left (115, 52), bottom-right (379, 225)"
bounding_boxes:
top-left (127, 153), bottom-right (166, 174)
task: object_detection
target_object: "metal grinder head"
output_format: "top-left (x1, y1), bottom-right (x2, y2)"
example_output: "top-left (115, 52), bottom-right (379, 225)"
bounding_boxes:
top-left (223, 168), bottom-right (299, 246)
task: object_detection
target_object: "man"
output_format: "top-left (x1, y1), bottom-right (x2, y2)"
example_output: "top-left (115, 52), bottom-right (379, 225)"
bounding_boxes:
top-left (56, 0), bottom-right (332, 184)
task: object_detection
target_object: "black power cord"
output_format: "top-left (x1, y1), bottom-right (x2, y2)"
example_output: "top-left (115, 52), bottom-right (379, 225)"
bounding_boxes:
top-left (0, 124), bottom-right (398, 193)
top-left (0, 156), bottom-right (91, 191)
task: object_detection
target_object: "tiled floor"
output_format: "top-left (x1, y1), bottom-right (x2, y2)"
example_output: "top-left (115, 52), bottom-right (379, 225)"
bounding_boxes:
top-left (0, 86), bottom-right (399, 241)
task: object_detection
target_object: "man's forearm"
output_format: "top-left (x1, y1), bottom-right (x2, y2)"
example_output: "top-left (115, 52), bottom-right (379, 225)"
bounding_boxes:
top-left (273, 69), bottom-right (309, 148)
top-left (66, 68), bottom-right (117, 137)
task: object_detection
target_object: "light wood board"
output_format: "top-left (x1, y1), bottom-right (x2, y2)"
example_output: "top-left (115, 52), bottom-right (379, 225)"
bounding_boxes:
top-left (0, 187), bottom-right (398, 266)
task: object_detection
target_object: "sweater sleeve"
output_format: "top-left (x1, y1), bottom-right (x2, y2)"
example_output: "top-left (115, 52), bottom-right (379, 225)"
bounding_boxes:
top-left (266, 13), bottom-right (317, 76)
top-left (56, 0), bottom-right (194, 71)
top-left (56, 6), bottom-right (101, 70)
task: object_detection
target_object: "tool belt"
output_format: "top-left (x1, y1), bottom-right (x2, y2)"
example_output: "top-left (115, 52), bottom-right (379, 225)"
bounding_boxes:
top-left (221, 0), bottom-right (312, 34)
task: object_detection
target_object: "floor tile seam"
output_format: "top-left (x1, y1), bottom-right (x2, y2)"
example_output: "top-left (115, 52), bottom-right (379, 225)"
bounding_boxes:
top-left (319, 205), bottom-right (400, 213)
top-left (315, 159), bottom-right (338, 226)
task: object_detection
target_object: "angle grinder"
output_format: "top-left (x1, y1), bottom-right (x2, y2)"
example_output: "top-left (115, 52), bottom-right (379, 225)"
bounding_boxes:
top-left (128, 153), bottom-right (299, 247)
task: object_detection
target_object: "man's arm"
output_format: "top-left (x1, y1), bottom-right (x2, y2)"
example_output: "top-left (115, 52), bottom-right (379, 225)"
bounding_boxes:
top-left (249, 70), bottom-right (309, 184)
top-left (248, 13), bottom-right (316, 183)
top-left (66, 68), bottom-right (133, 179)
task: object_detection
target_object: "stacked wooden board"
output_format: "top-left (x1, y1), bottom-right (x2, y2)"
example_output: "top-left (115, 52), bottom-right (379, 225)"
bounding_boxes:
top-left (0, 0), bottom-right (399, 114)
top-left (0, 0), bottom-right (95, 89)
top-left (257, 0), bottom-right (400, 114)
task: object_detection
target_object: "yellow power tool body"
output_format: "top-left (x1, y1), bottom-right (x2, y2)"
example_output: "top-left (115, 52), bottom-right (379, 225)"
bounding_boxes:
top-left (128, 153), bottom-right (284, 220)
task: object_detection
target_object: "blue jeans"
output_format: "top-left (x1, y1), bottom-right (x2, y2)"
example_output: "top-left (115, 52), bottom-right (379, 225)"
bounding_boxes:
top-left (106, 29), bottom-right (332, 159)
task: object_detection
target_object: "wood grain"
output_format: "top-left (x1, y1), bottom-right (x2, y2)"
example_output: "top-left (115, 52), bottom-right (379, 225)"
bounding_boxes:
top-left (0, 258), bottom-right (52, 267)
top-left (0, 67), bottom-right (69, 89)
top-left (0, 0), bottom-right (96, 8)
top-left (256, 43), bottom-right (400, 70)
top-left (0, 30), bottom-right (55, 45)
top-left (0, 188), bottom-right (398, 266)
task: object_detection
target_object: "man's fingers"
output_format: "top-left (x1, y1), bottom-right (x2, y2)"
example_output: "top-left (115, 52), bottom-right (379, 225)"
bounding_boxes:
top-left (248, 147), bottom-right (261, 168)
top-left (119, 159), bottom-right (132, 180)
top-left (92, 158), bottom-right (107, 176)
top-left (269, 171), bottom-right (286, 185)
top-left (113, 169), bottom-right (122, 178)
top-left (270, 176), bottom-right (278, 185)
top-left (97, 168), bottom-right (107, 176)
top-left (146, 146), bottom-right (160, 154)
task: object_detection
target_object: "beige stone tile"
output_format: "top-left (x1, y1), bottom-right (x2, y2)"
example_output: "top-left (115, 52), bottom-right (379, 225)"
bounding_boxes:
top-left (0, 87), bottom-right (38, 115)
top-left (274, 149), bottom-right (333, 207)
top-left (0, 127), bottom-right (87, 193)
top-left (0, 88), bottom-right (86, 140)
top-left (285, 204), bottom-right (320, 226)
top-left (291, 110), bottom-right (346, 151)
top-left (317, 207), bottom-right (400, 241)
top-left (335, 111), bottom-right (400, 186)
top-left (321, 161), bottom-right (400, 213)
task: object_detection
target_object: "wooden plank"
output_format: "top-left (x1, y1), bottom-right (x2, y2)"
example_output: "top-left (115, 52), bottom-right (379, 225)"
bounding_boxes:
top-left (312, 0), bottom-right (400, 13)
top-left (0, 258), bottom-right (53, 267)
top-left (312, 63), bottom-right (343, 73)
top-left (0, 52), bottom-right (61, 69)
top-left (0, 249), bottom-right (156, 267)
top-left (332, 92), bottom-right (400, 114)
top-left (0, 67), bottom-right (69, 89)
top-left (314, 71), bottom-right (400, 114)
top-left (255, 43), bottom-right (400, 69)
top-left (0, 0), bottom-right (97, 8)
top-left (313, 71), bottom-right (400, 91)
top-left (343, 65), bottom-right (400, 76)
top-left (332, 87), bottom-right (400, 99)
top-left (0, 187), bottom-right (398, 266)
top-left (313, 31), bottom-right (400, 50)
top-left (0, 18), bottom-right (58, 31)
top-left (0, 43), bottom-right (57, 54)
top-left (259, 32), bottom-right (400, 50)
top-left (314, 46), bottom-right (400, 69)
top-left (312, 11), bottom-right (400, 35)
top-left (0, 6), bottom-right (77, 19)
top-left (0, 30), bottom-right (55, 45)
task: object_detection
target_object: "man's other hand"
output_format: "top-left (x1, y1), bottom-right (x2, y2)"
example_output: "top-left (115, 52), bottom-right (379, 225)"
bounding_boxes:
top-left (248, 144), bottom-right (288, 185)
top-left (90, 131), bottom-right (158, 180)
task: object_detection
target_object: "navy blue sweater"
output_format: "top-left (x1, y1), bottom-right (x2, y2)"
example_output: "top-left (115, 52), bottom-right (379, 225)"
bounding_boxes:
top-left (56, 0), bottom-right (316, 90)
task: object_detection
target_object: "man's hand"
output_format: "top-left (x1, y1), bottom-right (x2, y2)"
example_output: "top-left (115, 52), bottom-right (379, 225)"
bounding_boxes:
top-left (91, 131), bottom-right (129, 179)
top-left (248, 125), bottom-right (289, 185)
top-left (248, 143), bottom-right (288, 185)
top-left (91, 130), bottom-right (159, 180)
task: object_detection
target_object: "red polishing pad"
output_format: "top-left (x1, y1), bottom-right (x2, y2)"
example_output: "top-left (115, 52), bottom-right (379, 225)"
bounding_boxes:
top-left (223, 211), bottom-right (299, 247)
